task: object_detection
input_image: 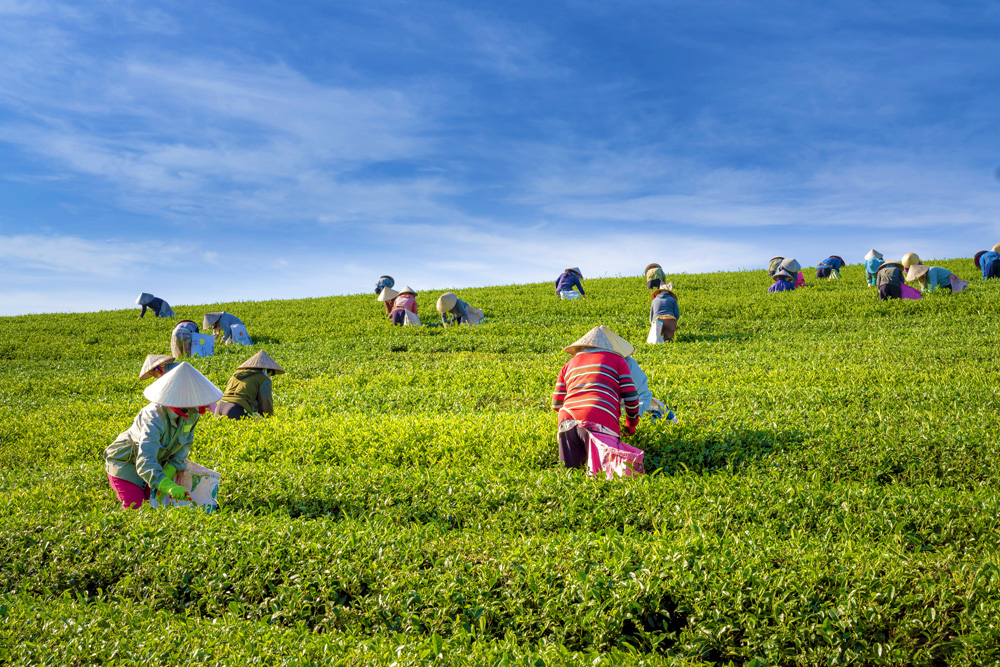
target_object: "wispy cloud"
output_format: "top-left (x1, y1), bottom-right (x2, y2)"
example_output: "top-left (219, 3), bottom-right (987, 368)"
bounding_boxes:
top-left (0, 234), bottom-right (188, 278)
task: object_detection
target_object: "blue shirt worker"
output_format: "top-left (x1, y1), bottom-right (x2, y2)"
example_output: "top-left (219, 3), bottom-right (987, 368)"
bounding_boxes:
top-left (555, 267), bottom-right (585, 299)
top-left (974, 247), bottom-right (1000, 279)
top-left (906, 264), bottom-right (967, 293)
top-left (816, 255), bottom-right (845, 279)
top-left (436, 292), bottom-right (471, 326)
top-left (864, 249), bottom-right (884, 286)
top-left (136, 293), bottom-right (175, 318)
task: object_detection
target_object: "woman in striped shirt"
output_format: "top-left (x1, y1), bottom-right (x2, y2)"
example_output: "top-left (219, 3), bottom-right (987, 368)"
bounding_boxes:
top-left (552, 326), bottom-right (641, 469)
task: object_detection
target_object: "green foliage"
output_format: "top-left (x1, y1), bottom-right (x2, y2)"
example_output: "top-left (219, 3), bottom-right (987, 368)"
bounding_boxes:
top-left (2, 259), bottom-right (1000, 665)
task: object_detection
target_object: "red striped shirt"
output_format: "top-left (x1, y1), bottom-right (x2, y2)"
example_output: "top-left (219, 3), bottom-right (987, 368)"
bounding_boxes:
top-left (552, 350), bottom-right (639, 435)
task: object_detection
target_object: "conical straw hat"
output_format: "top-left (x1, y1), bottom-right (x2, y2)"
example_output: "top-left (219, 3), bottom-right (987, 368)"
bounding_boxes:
top-left (203, 312), bottom-right (224, 329)
top-left (564, 325), bottom-right (633, 357)
top-left (974, 250), bottom-right (987, 269)
top-left (650, 283), bottom-right (676, 300)
top-left (901, 252), bottom-right (920, 269)
top-left (906, 264), bottom-right (929, 281)
top-left (880, 261), bottom-right (903, 271)
top-left (397, 285), bottom-right (417, 295)
top-left (139, 354), bottom-right (176, 381)
top-left (772, 269), bottom-right (793, 280)
top-left (644, 263), bottom-right (661, 273)
top-left (993, 243), bottom-right (1000, 253)
top-left (136, 293), bottom-right (153, 305)
top-left (768, 256), bottom-right (784, 264)
top-left (778, 258), bottom-right (800, 274)
top-left (436, 292), bottom-right (458, 313)
top-left (143, 362), bottom-right (223, 408)
top-left (237, 350), bottom-right (285, 375)
top-left (864, 249), bottom-right (883, 261)
top-left (377, 287), bottom-right (399, 302)
top-left (564, 267), bottom-right (582, 277)
top-left (379, 275), bottom-right (394, 281)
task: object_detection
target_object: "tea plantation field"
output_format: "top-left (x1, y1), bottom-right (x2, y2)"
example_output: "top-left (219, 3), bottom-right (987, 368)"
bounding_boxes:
top-left (3, 260), bottom-right (1000, 666)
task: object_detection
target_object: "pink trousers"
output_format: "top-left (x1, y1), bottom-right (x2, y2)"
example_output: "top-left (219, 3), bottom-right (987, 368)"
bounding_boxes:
top-left (108, 474), bottom-right (150, 509)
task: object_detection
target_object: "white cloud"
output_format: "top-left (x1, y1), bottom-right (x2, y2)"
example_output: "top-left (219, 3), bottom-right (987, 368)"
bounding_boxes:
top-left (0, 234), bottom-right (187, 278)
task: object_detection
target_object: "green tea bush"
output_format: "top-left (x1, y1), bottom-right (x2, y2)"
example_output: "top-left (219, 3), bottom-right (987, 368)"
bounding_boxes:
top-left (2, 259), bottom-right (1000, 665)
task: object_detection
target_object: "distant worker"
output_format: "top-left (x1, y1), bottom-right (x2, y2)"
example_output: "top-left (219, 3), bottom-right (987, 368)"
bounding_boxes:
top-left (768, 268), bottom-right (796, 293)
top-left (374, 275), bottom-right (395, 296)
top-left (552, 326), bottom-right (640, 469)
top-left (649, 283), bottom-right (680, 342)
top-left (378, 286), bottom-right (399, 316)
top-left (863, 250), bottom-right (884, 286)
top-left (170, 320), bottom-right (200, 358)
top-left (555, 267), bottom-right (585, 299)
top-left (436, 292), bottom-right (484, 326)
top-left (875, 261), bottom-right (905, 300)
top-left (644, 263), bottom-right (667, 289)
top-left (389, 285), bottom-right (419, 326)
top-left (139, 354), bottom-right (178, 381)
top-left (136, 293), bottom-right (174, 318)
top-left (974, 246), bottom-right (1000, 279)
top-left (901, 253), bottom-right (921, 271)
top-left (816, 255), bottom-right (845, 279)
top-left (777, 258), bottom-right (804, 287)
top-left (105, 362), bottom-right (222, 509)
top-left (906, 264), bottom-right (969, 294)
top-left (203, 312), bottom-right (249, 345)
top-left (215, 351), bottom-right (285, 420)
top-left (767, 257), bottom-right (784, 276)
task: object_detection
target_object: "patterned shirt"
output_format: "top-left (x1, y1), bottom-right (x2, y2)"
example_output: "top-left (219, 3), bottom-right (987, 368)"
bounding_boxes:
top-left (552, 350), bottom-right (639, 435)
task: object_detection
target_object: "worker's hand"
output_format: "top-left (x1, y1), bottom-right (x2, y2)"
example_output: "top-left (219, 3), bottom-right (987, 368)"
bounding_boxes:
top-left (625, 417), bottom-right (639, 436)
top-left (157, 477), bottom-right (192, 501)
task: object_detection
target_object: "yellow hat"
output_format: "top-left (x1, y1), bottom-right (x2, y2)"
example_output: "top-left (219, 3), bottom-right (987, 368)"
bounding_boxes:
top-left (139, 354), bottom-right (175, 381)
top-left (377, 287), bottom-right (399, 302)
top-left (901, 252), bottom-right (921, 269)
top-left (143, 362), bottom-right (223, 408)
top-left (564, 325), bottom-right (634, 357)
top-left (993, 243), bottom-right (1000, 253)
top-left (906, 263), bottom-right (929, 282)
top-left (436, 292), bottom-right (458, 313)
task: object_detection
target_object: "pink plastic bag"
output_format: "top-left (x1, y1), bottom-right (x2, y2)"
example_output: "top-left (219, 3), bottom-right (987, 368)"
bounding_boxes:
top-left (794, 272), bottom-right (805, 287)
top-left (586, 431), bottom-right (645, 480)
top-left (949, 275), bottom-right (970, 293)
top-left (900, 284), bottom-right (922, 300)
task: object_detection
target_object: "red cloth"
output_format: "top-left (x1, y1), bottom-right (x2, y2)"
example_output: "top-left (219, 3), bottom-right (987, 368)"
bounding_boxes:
top-left (552, 351), bottom-right (639, 435)
top-left (108, 474), bottom-right (150, 509)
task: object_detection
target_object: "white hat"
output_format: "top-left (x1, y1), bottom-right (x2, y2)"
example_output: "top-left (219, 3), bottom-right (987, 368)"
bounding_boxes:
top-left (143, 362), bottom-right (223, 408)
top-left (778, 258), bottom-right (801, 274)
top-left (136, 293), bottom-right (154, 305)
top-left (564, 267), bottom-right (582, 278)
top-left (139, 354), bottom-right (175, 381)
top-left (436, 292), bottom-right (458, 313)
top-left (377, 287), bottom-right (399, 302)
top-left (397, 285), bottom-right (417, 296)
top-left (993, 243), bottom-right (1000, 253)
top-left (237, 350), bottom-right (285, 375)
top-left (906, 264), bottom-right (929, 282)
top-left (864, 249), bottom-right (883, 261)
top-left (203, 312), bottom-right (225, 329)
top-left (773, 269), bottom-right (793, 280)
top-left (564, 325), bottom-right (634, 357)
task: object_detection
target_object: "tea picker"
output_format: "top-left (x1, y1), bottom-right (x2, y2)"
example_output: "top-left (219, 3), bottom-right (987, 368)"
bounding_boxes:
top-left (378, 286), bottom-right (399, 316)
top-left (644, 263), bottom-right (667, 289)
top-left (777, 258), bottom-right (804, 287)
top-left (436, 292), bottom-right (484, 326)
top-left (906, 264), bottom-right (969, 294)
top-left (816, 255), bottom-right (845, 279)
top-left (552, 326), bottom-right (644, 478)
top-left (170, 320), bottom-right (200, 357)
top-left (215, 350), bottom-right (285, 419)
top-left (767, 256), bottom-right (784, 276)
top-left (136, 292), bottom-right (174, 318)
top-left (615, 339), bottom-right (678, 424)
top-left (105, 362), bottom-right (222, 509)
top-left (768, 269), bottom-right (796, 293)
top-left (875, 261), bottom-right (905, 300)
top-left (203, 311), bottom-right (251, 345)
top-left (973, 245), bottom-right (1000, 279)
top-left (375, 275), bottom-right (395, 295)
top-left (648, 283), bottom-right (679, 343)
top-left (388, 285), bottom-right (419, 326)
top-left (863, 250), bottom-right (884, 286)
top-left (139, 354), bottom-right (178, 381)
top-left (555, 267), bottom-right (585, 299)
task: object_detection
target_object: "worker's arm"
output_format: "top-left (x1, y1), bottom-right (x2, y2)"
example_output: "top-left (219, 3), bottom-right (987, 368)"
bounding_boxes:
top-left (258, 377), bottom-right (274, 416)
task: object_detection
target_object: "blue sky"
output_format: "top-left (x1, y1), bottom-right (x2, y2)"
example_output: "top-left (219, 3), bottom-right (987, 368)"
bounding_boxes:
top-left (1, 0), bottom-right (998, 315)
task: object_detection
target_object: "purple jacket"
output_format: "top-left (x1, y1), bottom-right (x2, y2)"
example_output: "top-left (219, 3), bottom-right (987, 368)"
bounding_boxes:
top-left (768, 280), bottom-right (795, 293)
top-left (555, 272), bottom-right (584, 295)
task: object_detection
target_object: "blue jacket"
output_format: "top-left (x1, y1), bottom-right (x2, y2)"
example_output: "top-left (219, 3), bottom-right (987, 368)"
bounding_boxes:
top-left (864, 257), bottom-right (883, 286)
top-left (768, 279), bottom-right (795, 293)
top-left (555, 272), bottom-right (584, 295)
top-left (921, 267), bottom-right (953, 292)
top-left (649, 294), bottom-right (679, 322)
top-left (819, 256), bottom-right (844, 271)
top-left (980, 251), bottom-right (1000, 278)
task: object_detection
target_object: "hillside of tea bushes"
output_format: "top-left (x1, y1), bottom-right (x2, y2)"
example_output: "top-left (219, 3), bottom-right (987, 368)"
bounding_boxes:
top-left (3, 259), bottom-right (1000, 666)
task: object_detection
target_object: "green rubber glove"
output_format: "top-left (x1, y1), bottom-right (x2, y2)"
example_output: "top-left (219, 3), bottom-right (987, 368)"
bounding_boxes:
top-left (162, 463), bottom-right (178, 482)
top-left (157, 476), bottom-right (190, 501)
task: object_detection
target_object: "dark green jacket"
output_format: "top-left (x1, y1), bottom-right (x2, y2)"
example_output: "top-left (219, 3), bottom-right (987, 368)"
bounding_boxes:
top-left (219, 369), bottom-right (273, 415)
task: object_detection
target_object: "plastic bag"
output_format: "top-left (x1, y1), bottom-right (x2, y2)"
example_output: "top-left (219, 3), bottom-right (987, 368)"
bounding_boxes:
top-left (403, 310), bottom-right (422, 326)
top-left (560, 290), bottom-right (582, 300)
top-left (949, 275), bottom-right (970, 293)
top-left (586, 431), bottom-right (644, 480)
top-left (646, 321), bottom-right (663, 345)
top-left (149, 460), bottom-right (220, 512)
top-left (900, 284), bottom-right (922, 300)
top-left (465, 307), bottom-right (484, 325)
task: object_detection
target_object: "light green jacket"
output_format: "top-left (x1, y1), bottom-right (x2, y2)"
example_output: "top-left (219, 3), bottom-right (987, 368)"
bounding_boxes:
top-left (105, 404), bottom-right (197, 488)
